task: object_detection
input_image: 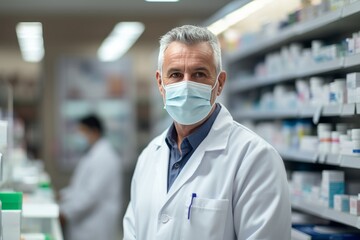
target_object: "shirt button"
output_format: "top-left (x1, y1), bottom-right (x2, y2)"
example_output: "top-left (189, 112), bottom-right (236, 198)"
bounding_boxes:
top-left (174, 163), bottom-right (180, 169)
top-left (161, 214), bottom-right (170, 224)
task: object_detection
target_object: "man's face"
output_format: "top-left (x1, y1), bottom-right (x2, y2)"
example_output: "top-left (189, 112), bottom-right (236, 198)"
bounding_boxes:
top-left (161, 41), bottom-right (217, 85)
top-left (157, 41), bottom-right (224, 105)
top-left (78, 124), bottom-right (92, 142)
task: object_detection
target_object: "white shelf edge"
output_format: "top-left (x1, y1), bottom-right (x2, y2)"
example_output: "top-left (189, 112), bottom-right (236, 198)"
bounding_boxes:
top-left (22, 202), bottom-right (59, 218)
top-left (344, 54), bottom-right (360, 68)
top-left (326, 154), bottom-right (341, 166)
top-left (233, 108), bottom-right (299, 120)
top-left (278, 149), bottom-right (317, 163)
top-left (232, 104), bottom-right (354, 120)
top-left (342, 1), bottom-right (360, 18)
top-left (229, 58), bottom-right (345, 93)
top-left (298, 58), bottom-right (345, 77)
top-left (292, 197), bottom-right (360, 229)
top-left (322, 104), bottom-right (342, 116)
top-left (341, 103), bottom-right (356, 116)
top-left (277, 149), bottom-right (360, 169)
top-left (341, 155), bottom-right (360, 169)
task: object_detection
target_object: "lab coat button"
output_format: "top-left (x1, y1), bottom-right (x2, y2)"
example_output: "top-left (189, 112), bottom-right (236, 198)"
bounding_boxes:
top-left (174, 163), bottom-right (180, 169)
top-left (161, 214), bottom-right (170, 223)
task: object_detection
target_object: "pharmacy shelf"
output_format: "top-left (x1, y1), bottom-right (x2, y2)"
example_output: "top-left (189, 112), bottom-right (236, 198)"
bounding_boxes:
top-left (226, 2), bottom-right (360, 63)
top-left (233, 103), bottom-right (359, 121)
top-left (228, 55), bottom-right (360, 93)
top-left (341, 155), bottom-right (360, 169)
top-left (22, 218), bottom-right (63, 240)
top-left (233, 108), bottom-right (300, 120)
top-left (278, 149), bottom-right (360, 169)
top-left (325, 154), bottom-right (341, 166)
top-left (278, 149), bottom-right (317, 163)
top-left (22, 202), bottom-right (59, 218)
top-left (292, 197), bottom-right (360, 229)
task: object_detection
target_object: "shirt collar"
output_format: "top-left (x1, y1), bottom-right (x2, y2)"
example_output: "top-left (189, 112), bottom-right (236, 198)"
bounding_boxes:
top-left (165, 103), bottom-right (222, 150)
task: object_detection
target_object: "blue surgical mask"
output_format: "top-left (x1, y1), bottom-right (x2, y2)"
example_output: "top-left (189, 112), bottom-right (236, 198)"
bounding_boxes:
top-left (74, 133), bottom-right (89, 152)
top-left (162, 74), bottom-right (219, 125)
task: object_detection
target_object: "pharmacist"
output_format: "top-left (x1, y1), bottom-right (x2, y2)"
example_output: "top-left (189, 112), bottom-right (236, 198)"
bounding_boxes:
top-left (123, 25), bottom-right (291, 240)
top-left (59, 115), bottom-right (122, 240)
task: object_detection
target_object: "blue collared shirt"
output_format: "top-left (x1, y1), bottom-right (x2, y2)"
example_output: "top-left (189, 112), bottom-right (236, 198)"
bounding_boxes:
top-left (165, 103), bottom-right (221, 191)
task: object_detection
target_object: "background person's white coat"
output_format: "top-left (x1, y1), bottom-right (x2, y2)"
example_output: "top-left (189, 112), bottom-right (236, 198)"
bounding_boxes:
top-left (60, 138), bottom-right (122, 240)
top-left (123, 105), bottom-right (291, 240)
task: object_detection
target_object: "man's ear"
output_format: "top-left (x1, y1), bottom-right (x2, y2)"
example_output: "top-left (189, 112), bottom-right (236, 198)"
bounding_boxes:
top-left (156, 71), bottom-right (165, 98)
top-left (217, 71), bottom-right (226, 96)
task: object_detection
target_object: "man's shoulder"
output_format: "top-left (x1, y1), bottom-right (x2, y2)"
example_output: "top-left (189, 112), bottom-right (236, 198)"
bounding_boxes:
top-left (229, 121), bottom-right (276, 151)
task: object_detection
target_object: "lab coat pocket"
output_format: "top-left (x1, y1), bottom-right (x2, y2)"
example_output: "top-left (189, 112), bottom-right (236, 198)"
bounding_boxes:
top-left (182, 198), bottom-right (229, 240)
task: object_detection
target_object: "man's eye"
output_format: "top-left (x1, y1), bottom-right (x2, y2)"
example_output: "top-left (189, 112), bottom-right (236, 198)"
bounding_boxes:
top-left (194, 72), bottom-right (207, 78)
top-left (169, 73), bottom-right (182, 78)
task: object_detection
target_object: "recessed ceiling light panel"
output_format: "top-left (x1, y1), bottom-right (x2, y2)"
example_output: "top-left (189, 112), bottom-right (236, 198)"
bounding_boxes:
top-left (16, 22), bottom-right (45, 62)
top-left (98, 22), bottom-right (145, 62)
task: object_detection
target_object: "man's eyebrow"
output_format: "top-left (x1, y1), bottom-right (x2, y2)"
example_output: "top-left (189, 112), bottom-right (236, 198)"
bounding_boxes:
top-left (193, 67), bottom-right (211, 74)
top-left (166, 68), bottom-right (182, 74)
top-left (193, 67), bottom-right (211, 73)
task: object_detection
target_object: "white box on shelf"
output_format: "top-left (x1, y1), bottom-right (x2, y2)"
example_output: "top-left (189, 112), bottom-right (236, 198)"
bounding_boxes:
top-left (321, 170), bottom-right (345, 208)
top-left (334, 194), bottom-right (350, 212)
top-left (346, 72), bottom-right (360, 88)
top-left (350, 195), bottom-right (360, 215)
top-left (0, 120), bottom-right (8, 149)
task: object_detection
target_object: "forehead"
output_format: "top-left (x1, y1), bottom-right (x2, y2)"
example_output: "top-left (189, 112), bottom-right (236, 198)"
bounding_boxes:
top-left (163, 41), bottom-right (215, 70)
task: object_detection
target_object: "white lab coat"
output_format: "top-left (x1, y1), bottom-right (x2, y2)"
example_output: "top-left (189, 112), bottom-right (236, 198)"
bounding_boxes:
top-left (123, 105), bottom-right (291, 240)
top-left (60, 138), bottom-right (122, 240)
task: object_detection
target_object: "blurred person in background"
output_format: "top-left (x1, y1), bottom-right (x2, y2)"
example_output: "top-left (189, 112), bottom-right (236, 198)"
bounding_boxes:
top-left (59, 114), bottom-right (122, 240)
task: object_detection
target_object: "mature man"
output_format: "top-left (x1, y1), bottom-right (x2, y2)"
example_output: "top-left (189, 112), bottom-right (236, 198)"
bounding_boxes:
top-left (59, 114), bottom-right (122, 240)
top-left (123, 25), bottom-right (291, 240)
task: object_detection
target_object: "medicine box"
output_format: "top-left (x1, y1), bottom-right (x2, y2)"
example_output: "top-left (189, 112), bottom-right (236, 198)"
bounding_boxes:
top-left (346, 72), bottom-right (360, 89)
top-left (334, 194), bottom-right (349, 212)
top-left (321, 171), bottom-right (345, 208)
top-left (350, 196), bottom-right (360, 215)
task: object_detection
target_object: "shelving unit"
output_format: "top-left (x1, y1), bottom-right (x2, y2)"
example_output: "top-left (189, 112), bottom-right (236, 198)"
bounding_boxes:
top-left (222, 0), bottom-right (360, 232)
top-left (278, 148), bottom-right (318, 163)
top-left (277, 148), bottom-right (360, 169)
top-left (292, 197), bottom-right (360, 228)
top-left (227, 2), bottom-right (360, 63)
top-left (228, 55), bottom-right (360, 94)
top-left (233, 103), bottom-right (358, 121)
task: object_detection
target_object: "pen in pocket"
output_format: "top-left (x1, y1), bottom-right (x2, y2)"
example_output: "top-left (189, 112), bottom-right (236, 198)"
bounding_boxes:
top-left (187, 193), bottom-right (197, 220)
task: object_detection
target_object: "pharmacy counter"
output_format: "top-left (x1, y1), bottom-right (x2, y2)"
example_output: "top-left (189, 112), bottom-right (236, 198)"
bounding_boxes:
top-left (21, 188), bottom-right (63, 240)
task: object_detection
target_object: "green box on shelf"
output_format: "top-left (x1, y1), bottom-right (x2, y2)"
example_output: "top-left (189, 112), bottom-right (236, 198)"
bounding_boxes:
top-left (0, 192), bottom-right (23, 210)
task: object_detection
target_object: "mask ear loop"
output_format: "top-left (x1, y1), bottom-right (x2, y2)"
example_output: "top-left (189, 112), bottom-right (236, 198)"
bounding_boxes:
top-left (160, 72), bottom-right (167, 109)
top-left (210, 72), bottom-right (221, 107)
top-left (211, 72), bottom-right (221, 91)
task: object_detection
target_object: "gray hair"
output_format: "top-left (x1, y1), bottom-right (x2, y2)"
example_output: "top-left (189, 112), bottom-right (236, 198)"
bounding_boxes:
top-left (158, 25), bottom-right (222, 74)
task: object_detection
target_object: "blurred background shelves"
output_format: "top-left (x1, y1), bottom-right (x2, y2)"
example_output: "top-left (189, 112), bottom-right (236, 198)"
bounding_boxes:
top-left (292, 196), bottom-right (360, 229)
top-left (226, 1), bottom-right (360, 63)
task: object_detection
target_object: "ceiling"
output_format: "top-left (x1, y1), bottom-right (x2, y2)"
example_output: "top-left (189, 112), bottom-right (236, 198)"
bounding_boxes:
top-left (0, 0), bottom-right (233, 80)
top-left (0, 0), bottom-right (233, 16)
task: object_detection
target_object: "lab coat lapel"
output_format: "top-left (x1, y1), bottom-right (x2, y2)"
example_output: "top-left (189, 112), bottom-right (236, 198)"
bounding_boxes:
top-left (166, 146), bottom-right (205, 198)
top-left (153, 135), bottom-right (170, 207)
top-left (163, 104), bottom-right (233, 203)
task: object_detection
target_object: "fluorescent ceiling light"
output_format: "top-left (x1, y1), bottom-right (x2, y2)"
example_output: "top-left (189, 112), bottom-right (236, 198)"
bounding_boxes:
top-left (146, 0), bottom-right (179, 2)
top-left (98, 22), bottom-right (145, 62)
top-left (208, 0), bottom-right (271, 35)
top-left (16, 22), bottom-right (44, 62)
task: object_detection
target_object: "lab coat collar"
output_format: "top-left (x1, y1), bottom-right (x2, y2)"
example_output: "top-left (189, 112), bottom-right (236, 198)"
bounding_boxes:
top-left (153, 103), bottom-right (233, 152)
top-left (153, 104), bottom-right (233, 205)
